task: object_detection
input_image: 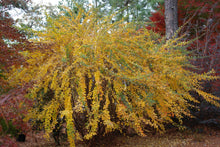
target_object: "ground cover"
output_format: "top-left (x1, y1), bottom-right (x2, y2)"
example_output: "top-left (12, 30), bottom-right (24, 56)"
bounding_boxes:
top-left (8, 127), bottom-right (220, 147)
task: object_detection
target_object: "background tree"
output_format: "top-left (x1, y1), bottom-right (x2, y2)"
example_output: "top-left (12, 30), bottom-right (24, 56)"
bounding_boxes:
top-left (147, 0), bottom-right (220, 95)
top-left (16, 3), bottom-right (59, 39)
top-left (80, 0), bottom-right (164, 23)
top-left (55, 0), bottom-right (161, 24)
top-left (58, 0), bottom-right (89, 15)
top-left (0, 0), bottom-right (33, 146)
top-left (146, 0), bottom-right (220, 126)
top-left (0, 0), bottom-right (31, 93)
top-left (164, 0), bottom-right (178, 40)
top-left (108, 0), bottom-right (163, 22)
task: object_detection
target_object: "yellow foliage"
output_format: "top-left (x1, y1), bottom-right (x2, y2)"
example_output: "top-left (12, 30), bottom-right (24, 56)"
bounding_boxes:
top-left (9, 6), bottom-right (219, 147)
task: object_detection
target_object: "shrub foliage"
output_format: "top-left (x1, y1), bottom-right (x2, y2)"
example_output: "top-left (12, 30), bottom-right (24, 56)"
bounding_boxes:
top-left (9, 7), bottom-right (219, 146)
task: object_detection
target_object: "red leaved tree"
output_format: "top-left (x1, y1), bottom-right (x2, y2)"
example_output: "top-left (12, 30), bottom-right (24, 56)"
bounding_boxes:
top-left (0, 0), bottom-right (31, 93)
top-left (0, 1), bottom-right (33, 145)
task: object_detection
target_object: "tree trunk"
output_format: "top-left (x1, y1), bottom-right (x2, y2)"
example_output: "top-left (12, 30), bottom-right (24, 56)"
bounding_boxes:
top-left (165, 0), bottom-right (178, 40)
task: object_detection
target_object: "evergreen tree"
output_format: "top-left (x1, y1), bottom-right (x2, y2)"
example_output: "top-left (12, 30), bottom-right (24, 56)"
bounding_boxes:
top-left (16, 3), bottom-right (59, 39)
top-left (58, 0), bottom-right (89, 15)
top-left (106, 0), bottom-right (163, 22)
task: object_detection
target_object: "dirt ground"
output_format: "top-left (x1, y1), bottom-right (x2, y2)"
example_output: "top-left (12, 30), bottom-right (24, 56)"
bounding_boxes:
top-left (13, 127), bottom-right (220, 147)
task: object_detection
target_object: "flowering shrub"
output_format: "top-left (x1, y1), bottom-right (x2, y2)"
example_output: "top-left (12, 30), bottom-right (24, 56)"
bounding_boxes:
top-left (9, 7), bottom-right (220, 147)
